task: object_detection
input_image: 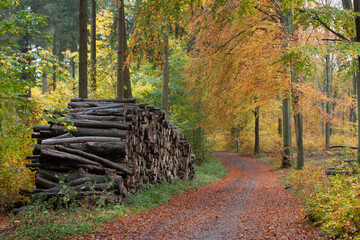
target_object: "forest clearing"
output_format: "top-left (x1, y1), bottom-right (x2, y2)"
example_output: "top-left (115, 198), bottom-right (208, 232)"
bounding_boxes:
top-left (3, 0), bottom-right (360, 239)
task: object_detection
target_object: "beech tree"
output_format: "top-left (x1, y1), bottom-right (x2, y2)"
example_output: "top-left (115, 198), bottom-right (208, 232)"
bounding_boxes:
top-left (128, 0), bottom-right (200, 112)
top-left (90, 0), bottom-right (97, 91)
top-left (116, 0), bottom-right (125, 99)
top-left (79, 0), bottom-right (88, 98)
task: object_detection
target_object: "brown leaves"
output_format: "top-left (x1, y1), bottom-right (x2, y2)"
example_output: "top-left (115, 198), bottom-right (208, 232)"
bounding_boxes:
top-left (71, 152), bottom-right (328, 240)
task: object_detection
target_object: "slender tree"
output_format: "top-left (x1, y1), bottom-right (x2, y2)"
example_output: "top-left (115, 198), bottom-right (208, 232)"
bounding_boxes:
top-left (354, 0), bottom-right (360, 162)
top-left (280, 7), bottom-right (293, 167)
top-left (116, 0), bottom-right (125, 99)
top-left (79, 0), bottom-right (88, 98)
top-left (237, 123), bottom-right (241, 153)
top-left (325, 54), bottom-right (332, 150)
top-left (254, 106), bottom-right (260, 154)
top-left (292, 64), bottom-right (304, 169)
top-left (163, 31), bottom-right (170, 114)
top-left (90, 0), bottom-right (97, 92)
top-left (122, 1), bottom-right (132, 98)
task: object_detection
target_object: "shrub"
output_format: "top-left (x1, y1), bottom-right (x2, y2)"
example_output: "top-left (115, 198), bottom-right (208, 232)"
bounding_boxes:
top-left (287, 158), bottom-right (360, 238)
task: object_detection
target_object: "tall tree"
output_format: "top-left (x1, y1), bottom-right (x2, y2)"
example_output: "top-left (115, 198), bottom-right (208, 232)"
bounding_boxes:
top-left (292, 64), bottom-right (304, 169)
top-left (116, 0), bottom-right (124, 99)
top-left (163, 31), bottom-right (170, 114)
top-left (123, 1), bottom-right (132, 98)
top-left (237, 123), bottom-right (241, 153)
top-left (90, 0), bottom-right (97, 92)
top-left (79, 0), bottom-right (88, 98)
top-left (280, 7), bottom-right (293, 168)
top-left (254, 106), bottom-right (260, 154)
top-left (342, 0), bottom-right (353, 10)
top-left (354, 0), bottom-right (360, 161)
top-left (325, 54), bottom-right (332, 150)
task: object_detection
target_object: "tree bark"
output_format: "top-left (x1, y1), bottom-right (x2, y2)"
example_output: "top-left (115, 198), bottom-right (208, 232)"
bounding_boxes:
top-left (325, 54), bottom-right (332, 150)
top-left (42, 72), bottom-right (48, 94)
top-left (282, 97), bottom-right (292, 167)
top-left (291, 64), bottom-right (304, 169)
top-left (52, 32), bottom-right (57, 91)
top-left (163, 32), bottom-right (170, 114)
top-left (40, 149), bottom-right (101, 166)
top-left (90, 0), bottom-right (97, 92)
top-left (254, 107), bottom-right (260, 154)
top-left (54, 145), bottom-right (132, 174)
top-left (237, 123), bottom-right (240, 153)
top-left (356, 0), bottom-right (360, 162)
top-left (116, 0), bottom-right (125, 99)
top-left (41, 136), bottom-right (124, 145)
top-left (342, 0), bottom-right (353, 10)
top-left (278, 118), bottom-right (282, 137)
top-left (350, 73), bottom-right (357, 123)
top-left (280, 7), bottom-right (293, 168)
top-left (79, 0), bottom-right (88, 98)
top-left (122, 1), bottom-right (132, 98)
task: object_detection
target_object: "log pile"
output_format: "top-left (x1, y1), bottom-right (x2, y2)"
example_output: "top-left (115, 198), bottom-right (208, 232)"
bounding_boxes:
top-left (26, 98), bottom-right (195, 202)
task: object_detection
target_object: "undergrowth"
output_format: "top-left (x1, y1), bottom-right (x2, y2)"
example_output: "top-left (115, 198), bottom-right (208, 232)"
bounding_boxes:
top-left (285, 149), bottom-right (360, 239)
top-left (0, 157), bottom-right (228, 240)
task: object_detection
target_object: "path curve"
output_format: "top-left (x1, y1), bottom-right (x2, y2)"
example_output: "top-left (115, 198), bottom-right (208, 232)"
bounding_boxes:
top-left (73, 152), bottom-right (328, 240)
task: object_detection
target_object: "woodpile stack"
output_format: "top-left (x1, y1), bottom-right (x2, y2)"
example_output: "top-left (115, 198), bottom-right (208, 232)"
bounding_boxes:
top-left (26, 98), bottom-right (195, 203)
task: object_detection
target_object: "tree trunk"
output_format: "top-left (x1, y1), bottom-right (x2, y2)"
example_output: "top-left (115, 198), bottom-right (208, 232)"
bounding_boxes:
top-left (116, 0), bottom-right (125, 99)
top-left (342, 0), bottom-right (353, 10)
top-left (280, 8), bottom-right (293, 168)
top-left (291, 65), bottom-right (304, 169)
top-left (90, 0), bottom-right (97, 92)
top-left (254, 107), bottom-right (260, 154)
top-left (163, 32), bottom-right (170, 114)
top-left (282, 97), bottom-right (292, 167)
top-left (325, 54), bottom-right (332, 150)
top-left (52, 33), bottom-right (57, 91)
top-left (79, 0), bottom-right (88, 98)
top-left (122, 1), bottom-right (132, 98)
top-left (42, 72), bottom-right (48, 94)
top-left (237, 123), bottom-right (240, 153)
top-left (278, 118), bottom-right (282, 137)
top-left (355, 0), bottom-right (360, 162)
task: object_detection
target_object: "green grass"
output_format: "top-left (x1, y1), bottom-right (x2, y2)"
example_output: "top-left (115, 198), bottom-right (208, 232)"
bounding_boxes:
top-left (1, 157), bottom-right (228, 240)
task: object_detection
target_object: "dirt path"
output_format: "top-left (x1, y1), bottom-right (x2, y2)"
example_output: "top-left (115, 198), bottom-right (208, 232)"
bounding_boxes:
top-left (74, 152), bottom-right (328, 240)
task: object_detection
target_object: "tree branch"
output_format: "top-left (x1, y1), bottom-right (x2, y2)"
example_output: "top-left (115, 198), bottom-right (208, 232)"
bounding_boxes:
top-left (299, 9), bottom-right (351, 42)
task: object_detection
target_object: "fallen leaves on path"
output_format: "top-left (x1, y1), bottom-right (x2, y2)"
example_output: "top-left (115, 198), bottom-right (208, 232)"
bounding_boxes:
top-left (72, 152), bottom-right (329, 240)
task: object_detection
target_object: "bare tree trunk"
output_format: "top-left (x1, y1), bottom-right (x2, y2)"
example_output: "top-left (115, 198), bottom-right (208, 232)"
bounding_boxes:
top-left (237, 123), bottom-right (240, 153)
top-left (325, 54), bottom-right (332, 150)
top-left (122, 2), bottom-right (132, 98)
top-left (79, 0), bottom-right (88, 98)
top-left (342, 0), bottom-right (353, 10)
top-left (254, 106), bottom-right (260, 154)
top-left (350, 73), bottom-right (357, 123)
top-left (291, 64), bottom-right (304, 169)
top-left (52, 34), bottom-right (57, 91)
top-left (163, 32), bottom-right (170, 114)
top-left (280, 7), bottom-right (293, 167)
top-left (116, 0), bottom-right (125, 99)
top-left (90, 0), bottom-right (97, 92)
top-left (42, 73), bottom-right (48, 94)
top-left (278, 118), bottom-right (282, 137)
top-left (355, 0), bottom-right (360, 162)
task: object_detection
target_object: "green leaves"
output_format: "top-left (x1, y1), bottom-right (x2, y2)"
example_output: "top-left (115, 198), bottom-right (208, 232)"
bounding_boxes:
top-left (296, 5), bottom-right (356, 41)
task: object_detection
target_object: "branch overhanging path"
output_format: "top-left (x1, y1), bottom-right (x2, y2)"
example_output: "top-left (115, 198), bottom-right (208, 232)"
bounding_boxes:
top-left (72, 152), bottom-right (328, 240)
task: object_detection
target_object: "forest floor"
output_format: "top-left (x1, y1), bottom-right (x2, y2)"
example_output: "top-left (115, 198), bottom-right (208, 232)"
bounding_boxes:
top-left (71, 152), bottom-right (329, 240)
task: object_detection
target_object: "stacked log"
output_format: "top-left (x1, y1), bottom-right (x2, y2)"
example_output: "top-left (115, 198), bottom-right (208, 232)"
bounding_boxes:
top-left (26, 98), bottom-right (195, 202)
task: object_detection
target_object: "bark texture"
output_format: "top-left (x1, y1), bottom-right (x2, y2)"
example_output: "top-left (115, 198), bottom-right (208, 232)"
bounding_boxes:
top-left (79, 0), bottom-right (88, 98)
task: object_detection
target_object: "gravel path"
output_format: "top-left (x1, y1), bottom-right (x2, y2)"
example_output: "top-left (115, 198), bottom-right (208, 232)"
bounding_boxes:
top-left (74, 152), bottom-right (328, 240)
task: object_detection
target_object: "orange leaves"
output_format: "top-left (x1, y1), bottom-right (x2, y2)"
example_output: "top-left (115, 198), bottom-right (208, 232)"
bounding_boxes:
top-left (185, 1), bottom-right (290, 128)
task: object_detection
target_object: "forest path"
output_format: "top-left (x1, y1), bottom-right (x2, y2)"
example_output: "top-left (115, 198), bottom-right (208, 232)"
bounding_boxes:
top-left (74, 152), bottom-right (328, 240)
